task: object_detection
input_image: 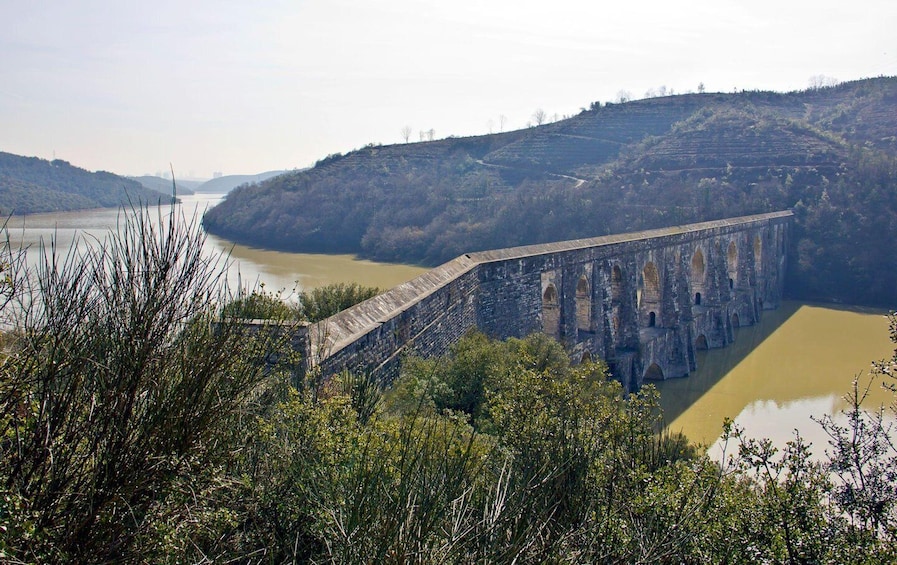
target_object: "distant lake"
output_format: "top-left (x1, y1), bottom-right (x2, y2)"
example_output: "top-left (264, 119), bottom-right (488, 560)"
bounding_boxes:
top-left (3, 194), bottom-right (429, 295)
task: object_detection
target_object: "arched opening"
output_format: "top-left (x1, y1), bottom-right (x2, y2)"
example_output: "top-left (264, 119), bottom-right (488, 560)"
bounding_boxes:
top-left (542, 284), bottom-right (560, 340)
top-left (644, 363), bottom-right (664, 381)
top-left (576, 275), bottom-right (591, 332)
top-left (691, 249), bottom-right (705, 289)
top-left (727, 241), bottom-right (738, 289)
top-left (732, 312), bottom-right (740, 328)
top-left (641, 262), bottom-right (661, 328)
top-left (695, 335), bottom-right (709, 350)
top-left (694, 292), bottom-right (702, 306)
top-left (642, 262), bottom-right (660, 303)
top-left (610, 265), bottom-right (624, 302)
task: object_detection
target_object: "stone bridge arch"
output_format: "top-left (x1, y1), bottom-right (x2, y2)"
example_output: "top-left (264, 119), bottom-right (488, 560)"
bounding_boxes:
top-left (542, 283), bottom-right (560, 341)
top-left (640, 261), bottom-right (662, 328)
top-left (691, 247), bottom-right (706, 306)
top-left (727, 240), bottom-right (739, 291)
top-left (608, 262), bottom-right (635, 350)
top-left (575, 273), bottom-right (592, 334)
top-left (644, 362), bottom-right (665, 381)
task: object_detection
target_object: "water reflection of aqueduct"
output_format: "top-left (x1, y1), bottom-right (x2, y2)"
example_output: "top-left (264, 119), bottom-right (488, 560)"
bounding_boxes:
top-left (301, 210), bottom-right (792, 391)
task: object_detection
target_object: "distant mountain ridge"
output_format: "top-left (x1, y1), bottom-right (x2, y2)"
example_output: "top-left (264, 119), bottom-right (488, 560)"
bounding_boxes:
top-left (0, 153), bottom-right (168, 214)
top-left (130, 171), bottom-right (291, 196)
top-left (192, 171), bottom-right (287, 193)
top-left (203, 77), bottom-right (897, 305)
top-left (130, 175), bottom-right (199, 196)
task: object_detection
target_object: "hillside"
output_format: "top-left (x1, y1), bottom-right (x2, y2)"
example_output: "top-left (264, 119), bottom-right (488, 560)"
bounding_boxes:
top-left (204, 77), bottom-right (897, 305)
top-left (0, 153), bottom-right (167, 214)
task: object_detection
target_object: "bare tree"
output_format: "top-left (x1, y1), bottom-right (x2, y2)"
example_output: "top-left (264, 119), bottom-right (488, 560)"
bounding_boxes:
top-left (532, 108), bottom-right (547, 126)
top-left (487, 119), bottom-right (494, 134)
top-left (645, 85), bottom-right (669, 99)
top-left (697, 82), bottom-right (705, 94)
top-left (401, 125), bottom-right (412, 143)
top-left (426, 128), bottom-right (435, 141)
top-left (499, 114), bottom-right (507, 132)
top-left (809, 75), bottom-right (839, 90)
top-left (615, 90), bottom-right (632, 103)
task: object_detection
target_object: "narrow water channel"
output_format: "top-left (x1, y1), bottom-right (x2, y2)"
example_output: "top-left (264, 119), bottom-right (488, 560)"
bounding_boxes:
top-left (3, 194), bottom-right (428, 293)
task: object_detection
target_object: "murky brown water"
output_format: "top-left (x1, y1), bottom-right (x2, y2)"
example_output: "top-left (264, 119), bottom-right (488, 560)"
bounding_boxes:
top-left (657, 302), bottom-right (895, 456)
top-left (4, 194), bottom-right (428, 293)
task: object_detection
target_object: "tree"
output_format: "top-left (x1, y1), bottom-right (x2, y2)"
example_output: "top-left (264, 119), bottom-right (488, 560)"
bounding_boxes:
top-left (616, 89), bottom-right (632, 103)
top-left (645, 85), bottom-right (669, 98)
top-left (532, 108), bottom-right (547, 126)
top-left (499, 114), bottom-right (507, 132)
top-left (401, 125), bottom-right (412, 143)
top-left (809, 75), bottom-right (839, 89)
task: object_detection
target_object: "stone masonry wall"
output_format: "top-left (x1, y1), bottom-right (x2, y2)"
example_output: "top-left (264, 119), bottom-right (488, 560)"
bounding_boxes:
top-left (305, 211), bottom-right (792, 389)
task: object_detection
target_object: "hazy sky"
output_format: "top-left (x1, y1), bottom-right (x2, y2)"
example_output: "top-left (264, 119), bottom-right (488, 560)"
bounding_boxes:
top-left (2, 1), bottom-right (894, 178)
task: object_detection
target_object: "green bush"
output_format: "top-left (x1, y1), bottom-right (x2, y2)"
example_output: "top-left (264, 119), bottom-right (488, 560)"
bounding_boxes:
top-left (0, 208), bottom-right (297, 562)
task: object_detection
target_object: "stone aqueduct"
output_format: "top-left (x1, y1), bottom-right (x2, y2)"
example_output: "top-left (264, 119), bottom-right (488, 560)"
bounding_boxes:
top-left (296, 210), bottom-right (792, 391)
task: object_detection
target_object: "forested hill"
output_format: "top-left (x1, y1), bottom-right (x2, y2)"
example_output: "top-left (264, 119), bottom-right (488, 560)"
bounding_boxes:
top-left (203, 77), bottom-right (897, 306)
top-left (0, 152), bottom-right (165, 214)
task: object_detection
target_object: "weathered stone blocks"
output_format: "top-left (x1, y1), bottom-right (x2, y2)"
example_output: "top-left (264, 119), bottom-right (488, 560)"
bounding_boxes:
top-left (301, 211), bottom-right (792, 391)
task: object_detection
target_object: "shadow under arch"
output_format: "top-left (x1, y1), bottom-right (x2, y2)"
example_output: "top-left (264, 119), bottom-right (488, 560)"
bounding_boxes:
top-left (655, 301), bottom-right (800, 429)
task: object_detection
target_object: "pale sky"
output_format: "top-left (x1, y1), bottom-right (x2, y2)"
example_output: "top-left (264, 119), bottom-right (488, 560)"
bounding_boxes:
top-left (1, 0), bottom-right (894, 178)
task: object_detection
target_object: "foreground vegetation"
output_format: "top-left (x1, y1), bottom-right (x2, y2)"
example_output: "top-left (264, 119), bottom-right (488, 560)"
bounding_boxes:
top-left (224, 282), bottom-right (381, 323)
top-left (1, 212), bottom-right (896, 563)
top-left (205, 77), bottom-right (897, 306)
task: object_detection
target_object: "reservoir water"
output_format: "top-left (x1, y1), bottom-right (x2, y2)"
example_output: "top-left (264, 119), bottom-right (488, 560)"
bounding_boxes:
top-left (4, 194), bottom-right (428, 293)
top-left (657, 302), bottom-right (895, 456)
top-left (5, 196), bottom-right (893, 451)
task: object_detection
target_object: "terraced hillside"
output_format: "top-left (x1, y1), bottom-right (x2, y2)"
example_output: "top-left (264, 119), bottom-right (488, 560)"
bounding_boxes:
top-left (627, 111), bottom-right (847, 171)
top-left (204, 77), bottom-right (897, 305)
top-left (483, 95), bottom-right (706, 172)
